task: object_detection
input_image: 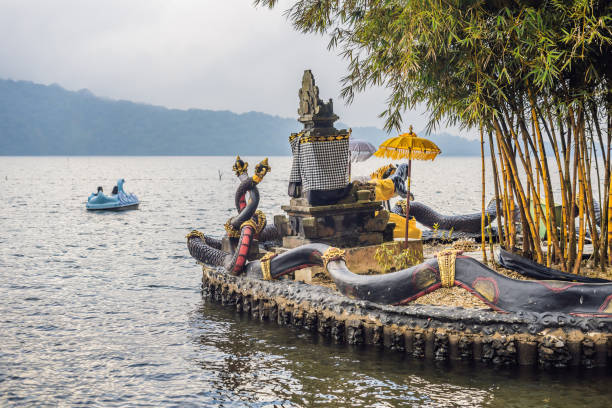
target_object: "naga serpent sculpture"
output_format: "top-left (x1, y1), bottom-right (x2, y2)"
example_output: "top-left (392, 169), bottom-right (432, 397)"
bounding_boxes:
top-left (391, 199), bottom-right (500, 233)
top-left (391, 198), bottom-right (602, 235)
top-left (188, 160), bottom-right (612, 317)
top-left (231, 156), bottom-right (281, 244)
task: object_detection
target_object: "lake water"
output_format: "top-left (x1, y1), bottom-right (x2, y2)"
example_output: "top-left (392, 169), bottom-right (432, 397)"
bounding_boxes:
top-left (1, 156), bottom-right (611, 407)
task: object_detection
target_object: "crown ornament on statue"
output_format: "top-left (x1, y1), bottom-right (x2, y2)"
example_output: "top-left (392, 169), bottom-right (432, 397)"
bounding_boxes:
top-left (232, 155), bottom-right (249, 177)
top-left (253, 158), bottom-right (271, 184)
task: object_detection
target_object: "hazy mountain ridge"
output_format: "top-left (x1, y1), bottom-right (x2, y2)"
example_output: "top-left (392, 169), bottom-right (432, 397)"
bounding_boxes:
top-left (0, 79), bottom-right (481, 156)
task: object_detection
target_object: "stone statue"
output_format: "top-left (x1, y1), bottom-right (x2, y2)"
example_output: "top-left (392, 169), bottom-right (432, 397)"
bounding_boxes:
top-left (290, 70), bottom-right (349, 205)
top-left (297, 70), bottom-right (338, 128)
top-left (298, 71), bottom-right (316, 117)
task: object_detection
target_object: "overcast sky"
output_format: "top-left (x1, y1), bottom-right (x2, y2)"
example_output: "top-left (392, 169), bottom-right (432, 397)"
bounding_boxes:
top-left (0, 0), bottom-right (470, 137)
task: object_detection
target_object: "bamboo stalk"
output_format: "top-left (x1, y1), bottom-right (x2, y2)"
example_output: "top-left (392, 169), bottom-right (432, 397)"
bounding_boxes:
top-left (607, 105), bottom-right (612, 263)
top-left (590, 102), bottom-right (609, 266)
top-left (608, 172), bottom-right (612, 263)
top-left (543, 104), bottom-right (569, 270)
top-left (567, 113), bottom-right (578, 270)
top-left (498, 142), bottom-right (513, 248)
top-left (494, 117), bottom-right (543, 262)
top-left (488, 130), bottom-right (505, 249)
top-left (505, 115), bottom-right (549, 261)
top-left (480, 123), bottom-right (487, 263)
top-left (581, 126), bottom-right (600, 267)
top-left (528, 93), bottom-right (558, 267)
top-left (573, 138), bottom-right (586, 275)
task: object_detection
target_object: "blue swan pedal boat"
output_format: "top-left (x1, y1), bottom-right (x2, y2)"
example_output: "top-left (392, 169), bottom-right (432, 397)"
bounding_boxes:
top-left (86, 178), bottom-right (139, 211)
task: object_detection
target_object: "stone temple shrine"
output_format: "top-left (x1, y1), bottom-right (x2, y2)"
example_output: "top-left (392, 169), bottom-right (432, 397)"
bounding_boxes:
top-left (273, 70), bottom-right (421, 275)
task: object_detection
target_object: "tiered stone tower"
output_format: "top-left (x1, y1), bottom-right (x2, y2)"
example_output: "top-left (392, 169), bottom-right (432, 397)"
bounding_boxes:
top-left (274, 71), bottom-right (399, 273)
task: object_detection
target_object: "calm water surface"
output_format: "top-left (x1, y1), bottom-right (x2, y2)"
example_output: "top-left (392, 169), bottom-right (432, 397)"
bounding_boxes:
top-left (1, 156), bottom-right (611, 407)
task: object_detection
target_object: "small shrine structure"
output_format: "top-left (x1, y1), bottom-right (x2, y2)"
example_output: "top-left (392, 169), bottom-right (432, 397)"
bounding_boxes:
top-left (274, 70), bottom-right (422, 275)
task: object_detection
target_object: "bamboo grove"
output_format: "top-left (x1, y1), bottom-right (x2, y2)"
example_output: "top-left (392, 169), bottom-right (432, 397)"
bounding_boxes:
top-left (256, 0), bottom-right (611, 273)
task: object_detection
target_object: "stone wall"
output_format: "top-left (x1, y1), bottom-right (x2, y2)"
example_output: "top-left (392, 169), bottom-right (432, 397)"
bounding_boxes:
top-left (201, 265), bottom-right (612, 369)
top-left (278, 198), bottom-right (395, 248)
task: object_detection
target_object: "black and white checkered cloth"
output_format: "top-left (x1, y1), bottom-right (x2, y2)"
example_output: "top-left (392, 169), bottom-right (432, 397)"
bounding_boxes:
top-left (289, 132), bottom-right (349, 192)
top-left (289, 134), bottom-right (302, 185)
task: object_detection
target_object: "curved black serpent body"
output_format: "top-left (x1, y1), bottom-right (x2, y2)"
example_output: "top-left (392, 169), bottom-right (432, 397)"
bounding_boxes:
top-left (188, 163), bottom-right (612, 317)
top-left (234, 188), bottom-right (281, 244)
top-left (188, 235), bottom-right (612, 316)
top-left (392, 200), bottom-right (498, 233)
top-left (187, 163), bottom-right (269, 274)
top-left (498, 248), bottom-right (610, 283)
top-left (327, 257), bottom-right (612, 316)
top-left (230, 179), bottom-right (259, 229)
top-left (233, 164), bottom-right (281, 245)
top-left (235, 187), bottom-right (280, 243)
top-left (391, 200), bottom-right (602, 235)
top-left (188, 225), bottom-right (255, 274)
top-left (258, 224), bottom-right (281, 242)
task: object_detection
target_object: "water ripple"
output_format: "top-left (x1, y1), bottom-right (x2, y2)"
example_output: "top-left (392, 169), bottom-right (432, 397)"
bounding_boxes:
top-left (1, 156), bottom-right (611, 407)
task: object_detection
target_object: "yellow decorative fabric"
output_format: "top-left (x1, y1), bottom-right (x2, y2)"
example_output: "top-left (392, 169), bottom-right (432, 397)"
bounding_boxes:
top-left (369, 178), bottom-right (396, 201)
top-left (259, 252), bottom-right (277, 281)
top-left (289, 132), bottom-right (302, 142)
top-left (388, 213), bottom-right (422, 239)
top-left (370, 164), bottom-right (396, 180)
top-left (436, 249), bottom-right (461, 288)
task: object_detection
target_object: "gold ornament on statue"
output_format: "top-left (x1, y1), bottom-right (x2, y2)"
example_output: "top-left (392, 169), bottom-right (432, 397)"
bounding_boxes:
top-left (232, 155), bottom-right (249, 177)
top-left (259, 252), bottom-right (277, 281)
top-left (224, 219), bottom-right (241, 238)
top-left (186, 230), bottom-right (205, 240)
top-left (240, 219), bottom-right (258, 232)
top-left (396, 199), bottom-right (407, 215)
top-left (321, 247), bottom-right (346, 270)
top-left (252, 158), bottom-right (271, 184)
top-left (253, 210), bottom-right (266, 236)
top-left (436, 249), bottom-right (462, 288)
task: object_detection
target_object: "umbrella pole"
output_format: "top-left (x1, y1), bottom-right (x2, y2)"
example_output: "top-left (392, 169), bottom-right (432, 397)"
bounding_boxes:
top-left (404, 158), bottom-right (412, 249)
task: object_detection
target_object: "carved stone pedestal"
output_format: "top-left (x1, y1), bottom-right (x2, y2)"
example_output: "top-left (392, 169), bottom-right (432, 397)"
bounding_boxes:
top-left (277, 198), bottom-right (394, 248)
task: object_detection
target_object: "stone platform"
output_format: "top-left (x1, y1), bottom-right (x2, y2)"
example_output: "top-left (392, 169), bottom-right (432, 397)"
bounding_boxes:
top-left (201, 265), bottom-right (612, 369)
top-left (272, 195), bottom-right (425, 282)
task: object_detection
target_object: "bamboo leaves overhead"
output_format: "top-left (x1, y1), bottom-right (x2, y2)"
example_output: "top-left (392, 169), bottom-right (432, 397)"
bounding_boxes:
top-left (256, 0), bottom-right (612, 271)
top-left (255, 0), bottom-right (610, 131)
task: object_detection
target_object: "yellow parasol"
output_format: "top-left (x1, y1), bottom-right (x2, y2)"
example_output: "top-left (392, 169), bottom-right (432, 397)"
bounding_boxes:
top-left (374, 125), bottom-right (441, 246)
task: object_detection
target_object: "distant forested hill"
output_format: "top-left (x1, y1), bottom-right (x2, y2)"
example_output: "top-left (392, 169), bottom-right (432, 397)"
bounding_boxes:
top-left (0, 79), bottom-right (480, 156)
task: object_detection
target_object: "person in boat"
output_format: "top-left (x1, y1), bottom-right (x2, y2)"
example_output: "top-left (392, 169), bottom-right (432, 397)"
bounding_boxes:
top-left (111, 185), bottom-right (118, 195)
top-left (88, 186), bottom-right (104, 200)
